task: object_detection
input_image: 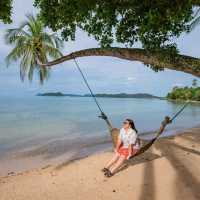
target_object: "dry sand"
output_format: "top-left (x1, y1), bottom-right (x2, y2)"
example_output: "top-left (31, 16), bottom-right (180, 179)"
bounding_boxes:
top-left (0, 128), bottom-right (200, 200)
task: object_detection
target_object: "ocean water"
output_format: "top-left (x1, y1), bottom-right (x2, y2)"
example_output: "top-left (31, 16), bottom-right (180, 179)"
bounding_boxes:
top-left (0, 94), bottom-right (200, 174)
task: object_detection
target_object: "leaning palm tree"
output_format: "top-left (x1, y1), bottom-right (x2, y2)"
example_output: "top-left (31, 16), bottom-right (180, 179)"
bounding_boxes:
top-left (5, 14), bottom-right (63, 83)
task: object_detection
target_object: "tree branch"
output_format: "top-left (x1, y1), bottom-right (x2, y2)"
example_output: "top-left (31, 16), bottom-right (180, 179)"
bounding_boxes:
top-left (40, 47), bottom-right (200, 77)
top-left (192, 0), bottom-right (200, 7)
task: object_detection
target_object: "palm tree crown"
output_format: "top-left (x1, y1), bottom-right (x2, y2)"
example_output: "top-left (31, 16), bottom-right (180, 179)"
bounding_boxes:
top-left (5, 14), bottom-right (63, 83)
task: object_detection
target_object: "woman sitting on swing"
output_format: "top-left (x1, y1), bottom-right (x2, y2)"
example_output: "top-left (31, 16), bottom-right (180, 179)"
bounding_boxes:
top-left (102, 118), bottom-right (140, 177)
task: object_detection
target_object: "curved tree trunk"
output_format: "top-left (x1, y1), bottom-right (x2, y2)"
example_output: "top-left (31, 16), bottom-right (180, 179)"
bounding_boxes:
top-left (40, 47), bottom-right (200, 77)
top-left (192, 0), bottom-right (200, 6)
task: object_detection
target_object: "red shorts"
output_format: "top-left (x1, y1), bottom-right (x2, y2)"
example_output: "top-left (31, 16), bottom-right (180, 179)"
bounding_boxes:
top-left (117, 147), bottom-right (138, 159)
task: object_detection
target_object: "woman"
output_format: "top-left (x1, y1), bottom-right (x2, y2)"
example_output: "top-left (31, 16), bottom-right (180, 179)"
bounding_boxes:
top-left (102, 118), bottom-right (140, 177)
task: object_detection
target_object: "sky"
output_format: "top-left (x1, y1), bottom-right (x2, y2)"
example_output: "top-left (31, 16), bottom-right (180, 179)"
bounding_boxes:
top-left (0, 0), bottom-right (200, 97)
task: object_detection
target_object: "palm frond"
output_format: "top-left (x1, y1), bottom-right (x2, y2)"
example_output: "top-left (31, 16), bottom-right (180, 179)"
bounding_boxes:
top-left (5, 28), bottom-right (30, 44)
top-left (6, 44), bottom-right (28, 66)
top-left (20, 49), bottom-right (33, 81)
top-left (43, 44), bottom-right (63, 58)
top-left (5, 14), bottom-right (63, 83)
top-left (51, 33), bottom-right (64, 49)
top-left (38, 66), bottom-right (50, 84)
top-left (25, 14), bottom-right (43, 36)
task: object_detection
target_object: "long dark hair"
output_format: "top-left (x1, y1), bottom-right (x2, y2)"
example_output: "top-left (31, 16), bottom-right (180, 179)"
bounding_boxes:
top-left (126, 118), bottom-right (138, 133)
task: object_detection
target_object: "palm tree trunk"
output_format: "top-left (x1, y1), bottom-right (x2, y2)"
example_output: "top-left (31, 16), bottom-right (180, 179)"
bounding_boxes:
top-left (40, 47), bottom-right (200, 77)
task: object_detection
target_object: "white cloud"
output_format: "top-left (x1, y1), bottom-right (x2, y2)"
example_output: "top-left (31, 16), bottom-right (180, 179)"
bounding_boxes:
top-left (0, 0), bottom-right (199, 97)
top-left (172, 83), bottom-right (184, 87)
top-left (127, 77), bottom-right (136, 81)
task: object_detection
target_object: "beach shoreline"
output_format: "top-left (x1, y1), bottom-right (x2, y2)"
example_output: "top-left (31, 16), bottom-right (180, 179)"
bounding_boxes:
top-left (0, 125), bottom-right (199, 178)
top-left (0, 126), bottom-right (200, 200)
top-left (1, 96), bottom-right (200, 178)
top-left (0, 126), bottom-right (191, 177)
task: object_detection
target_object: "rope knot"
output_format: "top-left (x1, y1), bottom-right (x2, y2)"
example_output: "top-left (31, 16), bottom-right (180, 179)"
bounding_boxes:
top-left (162, 116), bottom-right (172, 126)
top-left (99, 112), bottom-right (108, 120)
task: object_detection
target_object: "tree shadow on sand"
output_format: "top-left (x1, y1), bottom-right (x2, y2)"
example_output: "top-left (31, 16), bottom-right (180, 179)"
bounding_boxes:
top-left (115, 151), bottom-right (162, 174)
top-left (118, 137), bottom-right (200, 200)
top-left (168, 142), bottom-right (200, 156)
top-left (154, 140), bottom-right (200, 200)
top-left (114, 149), bottom-right (159, 200)
top-left (178, 134), bottom-right (200, 144)
top-left (138, 156), bottom-right (155, 200)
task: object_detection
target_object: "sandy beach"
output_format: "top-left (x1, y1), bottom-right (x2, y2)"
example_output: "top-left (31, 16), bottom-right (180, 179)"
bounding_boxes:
top-left (0, 127), bottom-right (200, 200)
top-left (1, 1), bottom-right (200, 200)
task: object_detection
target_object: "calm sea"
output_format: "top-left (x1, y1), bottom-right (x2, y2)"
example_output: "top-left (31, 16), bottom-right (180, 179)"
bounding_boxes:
top-left (0, 94), bottom-right (200, 174)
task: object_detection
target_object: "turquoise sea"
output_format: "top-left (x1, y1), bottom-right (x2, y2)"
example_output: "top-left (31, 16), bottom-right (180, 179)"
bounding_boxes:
top-left (0, 94), bottom-right (200, 174)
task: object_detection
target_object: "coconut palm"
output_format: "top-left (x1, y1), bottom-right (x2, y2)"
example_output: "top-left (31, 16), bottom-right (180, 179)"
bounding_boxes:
top-left (5, 14), bottom-right (63, 83)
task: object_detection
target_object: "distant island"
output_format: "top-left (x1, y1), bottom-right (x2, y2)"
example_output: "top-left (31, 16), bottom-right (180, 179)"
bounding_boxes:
top-left (37, 92), bottom-right (82, 97)
top-left (84, 93), bottom-right (161, 99)
top-left (37, 92), bottom-right (162, 99)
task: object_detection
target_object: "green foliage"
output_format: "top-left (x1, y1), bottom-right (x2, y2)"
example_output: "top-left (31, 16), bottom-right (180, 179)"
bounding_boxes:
top-left (167, 84), bottom-right (200, 101)
top-left (0, 0), bottom-right (12, 23)
top-left (5, 14), bottom-right (63, 83)
top-left (34, 0), bottom-right (193, 50)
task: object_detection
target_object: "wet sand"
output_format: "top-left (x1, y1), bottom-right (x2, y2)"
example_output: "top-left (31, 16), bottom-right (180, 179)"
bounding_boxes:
top-left (0, 135), bottom-right (112, 176)
top-left (0, 127), bottom-right (200, 200)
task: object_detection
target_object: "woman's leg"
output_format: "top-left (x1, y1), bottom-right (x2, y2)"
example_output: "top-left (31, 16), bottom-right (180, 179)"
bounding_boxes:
top-left (104, 153), bottom-right (120, 169)
top-left (109, 155), bottom-right (126, 174)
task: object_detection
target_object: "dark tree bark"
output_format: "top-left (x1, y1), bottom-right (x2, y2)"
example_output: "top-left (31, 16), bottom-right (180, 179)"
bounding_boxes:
top-left (40, 47), bottom-right (200, 77)
top-left (192, 0), bottom-right (200, 6)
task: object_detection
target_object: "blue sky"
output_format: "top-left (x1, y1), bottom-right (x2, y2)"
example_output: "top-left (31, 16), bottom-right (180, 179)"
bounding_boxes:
top-left (0, 0), bottom-right (200, 97)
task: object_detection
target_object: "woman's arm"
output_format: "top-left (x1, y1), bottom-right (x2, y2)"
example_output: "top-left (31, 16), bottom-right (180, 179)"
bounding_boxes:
top-left (127, 131), bottom-right (137, 159)
top-left (115, 137), bottom-right (122, 152)
top-left (128, 144), bottom-right (133, 158)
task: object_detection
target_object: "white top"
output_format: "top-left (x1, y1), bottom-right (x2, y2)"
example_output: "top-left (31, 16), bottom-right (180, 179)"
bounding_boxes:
top-left (119, 128), bottom-right (138, 148)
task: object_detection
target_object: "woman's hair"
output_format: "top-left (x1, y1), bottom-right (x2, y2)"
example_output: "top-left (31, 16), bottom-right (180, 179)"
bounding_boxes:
top-left (126, 118), bottom-right (138, 133)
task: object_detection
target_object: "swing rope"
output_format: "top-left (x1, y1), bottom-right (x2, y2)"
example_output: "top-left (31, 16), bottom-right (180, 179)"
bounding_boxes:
top-left (72, 57), bottom-right (190, 157)
top-left (73, 57), bottom-right (104, 115)
top-left (73, 57), bottom-right (113, 131)
top-left (171, 101), bottom-right (190, 121)
top-left (132, 101), bottom-right (190, 157)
